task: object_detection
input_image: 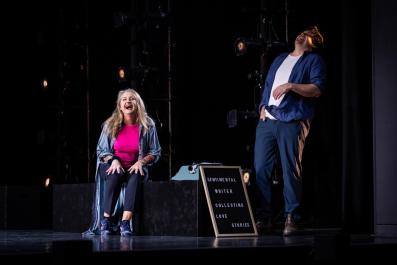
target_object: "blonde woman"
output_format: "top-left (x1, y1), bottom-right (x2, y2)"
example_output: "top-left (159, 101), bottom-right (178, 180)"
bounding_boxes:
top-left (86, 88), bottom-right (161, 236)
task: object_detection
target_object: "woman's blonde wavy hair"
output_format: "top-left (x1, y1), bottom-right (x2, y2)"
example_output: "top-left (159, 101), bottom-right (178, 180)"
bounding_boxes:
top-left (104, 88), bottom-right (150, 139)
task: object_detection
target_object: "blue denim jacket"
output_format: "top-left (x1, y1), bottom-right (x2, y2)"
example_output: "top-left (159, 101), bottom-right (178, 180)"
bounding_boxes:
top-left (84, 117), bottom-right (161, 235)
top-left (259, 51), bottom-right (326, 122)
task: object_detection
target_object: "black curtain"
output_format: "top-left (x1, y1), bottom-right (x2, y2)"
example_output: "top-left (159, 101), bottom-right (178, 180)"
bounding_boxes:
top-left (341, 0), bottom-right (373, 233)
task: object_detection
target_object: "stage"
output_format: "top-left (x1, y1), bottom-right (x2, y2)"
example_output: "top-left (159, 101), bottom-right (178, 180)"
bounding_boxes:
top-left (2, 1), bottom-right (397, 264)
top-left (1, 230), bottom-right (397, 264)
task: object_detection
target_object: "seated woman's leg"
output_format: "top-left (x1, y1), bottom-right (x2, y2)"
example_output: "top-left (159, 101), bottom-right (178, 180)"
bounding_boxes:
top-left (120, 172), bottom-right (140, 236)
top-left (100, 163), bottom-right (125, 216)
top-left (123, 172), bottom-right (140, 215)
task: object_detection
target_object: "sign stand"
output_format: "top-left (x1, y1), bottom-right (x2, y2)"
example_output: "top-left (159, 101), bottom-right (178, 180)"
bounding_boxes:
top-left (199, 165), bottom-right (258, 237)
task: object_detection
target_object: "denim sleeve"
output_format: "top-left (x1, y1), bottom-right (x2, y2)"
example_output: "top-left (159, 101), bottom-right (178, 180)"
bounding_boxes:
top-left (259, 79), bottom-right (270, 113)
top-left (146, 123), bottom-right (161, 164)
top-left (96, 125), bottom-right (113, 162)
top-left (310, 55), bottom-right (326, 93)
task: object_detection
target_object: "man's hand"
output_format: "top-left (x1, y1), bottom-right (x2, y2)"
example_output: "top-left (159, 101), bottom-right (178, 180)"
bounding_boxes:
top-left (273, 83), bottom-right (292, 100)
top-left (260, 106), bottom-right (267, 121)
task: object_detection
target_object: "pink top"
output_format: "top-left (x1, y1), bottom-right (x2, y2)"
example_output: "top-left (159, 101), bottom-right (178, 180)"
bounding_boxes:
top-left (113, 124), bottom-right (140, 169)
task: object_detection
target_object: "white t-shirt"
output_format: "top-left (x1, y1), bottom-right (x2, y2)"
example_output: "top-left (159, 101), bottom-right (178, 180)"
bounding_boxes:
top-left (265, 54), bottom-right (302, 120)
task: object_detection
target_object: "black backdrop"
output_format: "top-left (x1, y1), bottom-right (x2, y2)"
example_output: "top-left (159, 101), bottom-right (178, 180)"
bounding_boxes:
top-left (4, 0), bottom-right (373, 233)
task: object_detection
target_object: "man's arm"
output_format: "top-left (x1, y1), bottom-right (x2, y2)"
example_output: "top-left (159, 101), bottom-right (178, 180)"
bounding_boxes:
top-left (289, 83), bottom-right (321, 97)
top-left (273, 83), bottom-right (321, 100)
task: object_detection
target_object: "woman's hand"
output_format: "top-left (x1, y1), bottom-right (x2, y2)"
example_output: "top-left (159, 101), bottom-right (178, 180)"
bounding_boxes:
top-left (106, 159), bottom-right (124, 175)
top-left (128, 160), bottom-right (145, 176)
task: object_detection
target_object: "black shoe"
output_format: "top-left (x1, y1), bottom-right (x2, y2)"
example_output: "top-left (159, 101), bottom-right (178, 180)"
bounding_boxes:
top-left (101, 218), bottom-right (112, 235)
top-left (256, 219), bottom-right (273, 234)
top-left (283, 214), bottom-right (298, 236)
top-left (120, 220), bottom-right (133, 237)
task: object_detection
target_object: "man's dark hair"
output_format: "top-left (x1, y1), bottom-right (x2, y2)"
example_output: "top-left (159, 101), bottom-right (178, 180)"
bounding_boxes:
top-left (305, 26), bottom-right (324, 48)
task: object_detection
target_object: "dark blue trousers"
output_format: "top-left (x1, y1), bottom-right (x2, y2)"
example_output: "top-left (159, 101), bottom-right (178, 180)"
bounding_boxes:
top-left (99, 163), bottom-right (141, 215)
top-left (254, 119), bottom-right (310, 221)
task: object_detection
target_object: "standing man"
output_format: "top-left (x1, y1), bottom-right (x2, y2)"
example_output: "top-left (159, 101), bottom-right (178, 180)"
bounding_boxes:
top-left (254, 26), bottom-right (326, 236)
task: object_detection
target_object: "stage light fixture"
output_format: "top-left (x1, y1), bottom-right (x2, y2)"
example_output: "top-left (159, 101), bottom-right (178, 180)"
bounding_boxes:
top-left (117, 67), bottom-right (126, 82)
top-left (45, 177), bottom-right (51, 188)
top-left (243, 170), bottom-right (251, 185)
top-left (234, 38), bottom-right (247, 56)
top-left (234, 38), bottom-right (264, 56)
top-left (42, 78), bottom-right (48, 90)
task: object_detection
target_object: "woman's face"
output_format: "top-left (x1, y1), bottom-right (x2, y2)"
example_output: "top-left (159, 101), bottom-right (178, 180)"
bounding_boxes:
top-left (119, 91), bottom-right (137, 115)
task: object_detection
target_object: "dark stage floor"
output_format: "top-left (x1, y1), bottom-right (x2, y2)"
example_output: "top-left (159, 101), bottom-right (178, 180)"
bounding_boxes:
top-left (0, 229), bottom-right (313, 254)
top-left (1, 229), bottom-right (397, 264)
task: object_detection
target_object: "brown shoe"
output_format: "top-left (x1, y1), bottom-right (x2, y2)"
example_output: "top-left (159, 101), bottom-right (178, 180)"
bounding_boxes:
top-left (283, 214), bottom-right (298, 236)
